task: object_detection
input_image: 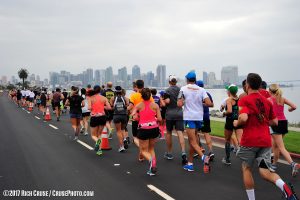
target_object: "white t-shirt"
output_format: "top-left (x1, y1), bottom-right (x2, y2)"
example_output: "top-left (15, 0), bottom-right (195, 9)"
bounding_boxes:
top-left (25, 90), bottom-right (31, 97)
top-left (179, 84), bottom-right (208, 121)
top-left (21, 90), bottom-right (26, 97)
top-left (29, 91), bottom-right (35, 98)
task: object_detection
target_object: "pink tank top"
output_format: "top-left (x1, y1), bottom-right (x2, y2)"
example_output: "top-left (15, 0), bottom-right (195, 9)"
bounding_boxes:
top-left (138, 101), bottom-right (158, 129)
top-left (270, 97), bottom-right (286, 120)
top-left (91, 95), bottom-right (105, 116)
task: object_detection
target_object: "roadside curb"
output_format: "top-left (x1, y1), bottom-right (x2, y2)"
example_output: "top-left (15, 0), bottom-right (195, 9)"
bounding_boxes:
top-left (209, 135), bottom-right (300, 160)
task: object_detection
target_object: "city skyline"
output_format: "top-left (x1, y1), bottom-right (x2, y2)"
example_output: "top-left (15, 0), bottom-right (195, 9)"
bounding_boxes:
top-left (1, 1), bottom-right (300, 82)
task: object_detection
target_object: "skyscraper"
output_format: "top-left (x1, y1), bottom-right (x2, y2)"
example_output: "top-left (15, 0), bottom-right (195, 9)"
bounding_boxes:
top-left (118, 67), bottom-right (128, 88)
top-left (132, 65), bottom-right (141, 81)
top-left (94, 70), bottom-right (100, 84)
top-left (49, 72), bottom-right (59, 87)
top-left (156, 64), bottom-right (166, 87)
top-left (207, 72), bottom-right (217, 88)
top-left (86, 68), bottom-right (93, 85)
top-left (203, 71), bottom-right (208, 86)
top-left (105, 66), bottom-right (113, 83)
top-left (221, 66), bottom-right (238, 85)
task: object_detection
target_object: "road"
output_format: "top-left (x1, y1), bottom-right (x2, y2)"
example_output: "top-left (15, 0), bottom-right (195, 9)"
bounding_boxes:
top-left (0, 94), bottom-right (299, 200)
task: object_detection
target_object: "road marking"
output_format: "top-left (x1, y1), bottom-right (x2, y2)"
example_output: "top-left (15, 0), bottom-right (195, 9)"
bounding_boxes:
top-left (114, 164), bottom-right (120, 166)
top-left (35, 116), bottom-right (40, 120)
top-left (49, 124), bottom-right (58, 130)
top-left (77, 140), bottom-right (93, 150)
top-left (147, 185), bottom-right (175, 200)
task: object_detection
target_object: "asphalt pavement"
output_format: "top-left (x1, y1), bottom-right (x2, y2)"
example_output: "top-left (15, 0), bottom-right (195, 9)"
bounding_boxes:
top-left (0, 94), bottom-right (299, 200)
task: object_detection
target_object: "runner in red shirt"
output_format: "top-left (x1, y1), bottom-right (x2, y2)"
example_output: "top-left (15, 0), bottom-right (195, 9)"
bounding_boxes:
top-left (234, 73), bottom-right (298, 200)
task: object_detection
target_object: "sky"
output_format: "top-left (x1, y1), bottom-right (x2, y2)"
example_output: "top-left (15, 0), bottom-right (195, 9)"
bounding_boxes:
top-left (0, 0), bottom-right (300, 81)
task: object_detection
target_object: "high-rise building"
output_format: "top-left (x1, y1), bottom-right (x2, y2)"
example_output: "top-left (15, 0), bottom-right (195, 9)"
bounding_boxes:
top-left (221, 66), bottom-right (238, 85)
top-left (207, 72), bottom-right (217, 88)
top-left (86, 68), bottom-right (93, 85)
top-left (94, 70), bottom-right (100, 85)
top-left (145, 71), bottom-right (155, 87)
top-left (132, 65), bottom-right (141, 81)
top-left (49, 72), bottom-right (59, 87)
top-left (105, 66), bottom-right (113, 83)
top-left (118, 67), bottom-right (128, 88)
top-left (203, 71), bottom-right (208, 85)
top-left (156, 64), bottom-right (167, 87)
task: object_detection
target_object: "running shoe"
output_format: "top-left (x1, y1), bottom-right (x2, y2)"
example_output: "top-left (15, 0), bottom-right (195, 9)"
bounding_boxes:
top-left (57, 117), bottom-right (60, 122)
top-left (222, 157), bottom-right (231, 165)
top-left (182, 153), bottom-right (188, 165)
top-left (96, 150), bottom-right (103, 156)
top-left (123, 139), bottom-right (129, 149)
top-left (164, 152), bottom-right (174, 160)
top-left (147, 168), bottom-right (157, 176)
top-left (118, 146), bottom-right (125, 153)
top-left (270, 164), bottom-right (277, 173)
top-left (73, 136), bottom-right (78, 141)
top-left (126, 137), bottom-right (131, 145)
top-left (291, 162), bottom-right (299, 177)
top-left (193, 153), bottom-right (199, 158)
top-left (183, 164), bottom-right (194, 172)
top-left (283, 183), bottom-right (298, 200)
top-left (108, 129), bottom-right (113, 140)
top-left (94, 138), bottom-right (102, 151)
top-left (203, 155), bottom-right (210, 173)
top-left (84, 132), bottom-right (88, 136)
top-left (208, 152), bottom-right (215, 162)
top-left (80, 127), bottom-right (84, 133)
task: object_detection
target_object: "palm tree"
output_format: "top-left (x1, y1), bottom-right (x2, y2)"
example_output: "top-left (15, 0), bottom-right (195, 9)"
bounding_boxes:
top-left (18, 68), bottom-right (29, 89)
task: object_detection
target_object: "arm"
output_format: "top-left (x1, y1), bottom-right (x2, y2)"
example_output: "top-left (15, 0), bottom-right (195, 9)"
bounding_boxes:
top-left (203, 97), bottom-right (213, 107)
top-left (160, 97), bottom-right (166, 107)
top-left (223, 99), bottom-right (232, 116)
top-left (177, 90), bottom-right (184, 108)
top-left (269, 118), bottom-right (278, 126)
top-left (110, 97), bottom-right (115, 107)
top-left (88, 97), bottom-right (92, 111)
top-left (233, 113), bottom-right (248, 127)
top-left (81, 100), bottom-right (85, 107)
top-left (284, 98), bottom-right (297, 112)
top-left (60, 94), bottom-right (65, 100)
top-left (155, 104), bottom-right (162, 122)
top-left (65, 99), bottom-right (70, 106)
top-left (104, 98), bottom-right (112, 110)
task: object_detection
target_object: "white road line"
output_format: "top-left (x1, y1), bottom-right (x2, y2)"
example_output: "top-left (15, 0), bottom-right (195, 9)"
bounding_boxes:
top-left (147, 184), bottom-right (175, 200)
top-left (49, 124), bottom-right (58, 130)
top-left (35, 116), bottom-right (41, 120)
top-left (26, 111), bottom-right (30, 114)
top-left (77, 140), bottom-right (93, 150)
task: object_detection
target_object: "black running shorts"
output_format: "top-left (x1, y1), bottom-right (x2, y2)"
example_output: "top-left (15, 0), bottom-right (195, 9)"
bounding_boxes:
top-left (90, 116), bottom-right (107, 127)
top-left (137, 127), bottom-right (160, 140)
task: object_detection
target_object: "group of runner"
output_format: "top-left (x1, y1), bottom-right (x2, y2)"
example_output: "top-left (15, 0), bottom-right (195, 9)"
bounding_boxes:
top-left (7, 70), bottom-right (299, 199)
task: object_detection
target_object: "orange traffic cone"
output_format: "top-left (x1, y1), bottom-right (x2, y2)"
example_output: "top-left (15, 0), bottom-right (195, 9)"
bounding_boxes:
top-left (28, 102), bottom-right (33, 111)
top-left (44, 107), bottom-right (52, 121)
top-left (101, 127), bottom-right (112, 150)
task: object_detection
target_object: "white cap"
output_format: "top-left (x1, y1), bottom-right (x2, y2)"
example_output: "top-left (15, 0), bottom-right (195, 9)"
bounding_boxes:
top-left (169, 75), bottom-right (177, 82)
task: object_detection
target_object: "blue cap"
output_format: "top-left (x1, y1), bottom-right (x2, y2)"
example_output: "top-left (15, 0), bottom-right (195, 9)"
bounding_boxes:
top-left (196, 80), bottom-right (204, 87)
top-left (185, 71), bottom-right (196, 80)
top-left (159, 91), bottom-right (165, 96)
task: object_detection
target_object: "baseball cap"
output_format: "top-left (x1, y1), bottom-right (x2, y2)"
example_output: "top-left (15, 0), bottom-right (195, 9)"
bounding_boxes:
top-left (226, 84), bottom-right (238, 94)
top-left (115, 86), bottom-right (122, 92)
top-left (196, 80), bottom-right (204, 87)
top-left (185, 71), bottom-right (196, 80)
top-left (169, 75), bottom-right (177, 82)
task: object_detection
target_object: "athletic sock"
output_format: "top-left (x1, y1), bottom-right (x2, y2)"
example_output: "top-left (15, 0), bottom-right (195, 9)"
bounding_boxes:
top-left (225, 142), bottom-right (231, 160)
top-left (275, 179), bottom-right (285, 191)
top-left (246, 189), bottom-right (255, 200)
top-left (275, 179), bottom-right (293, 197)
